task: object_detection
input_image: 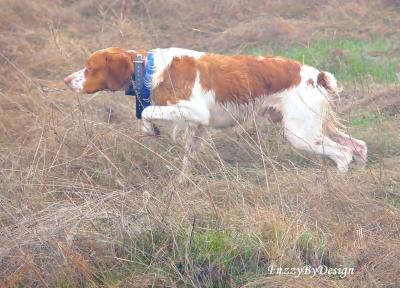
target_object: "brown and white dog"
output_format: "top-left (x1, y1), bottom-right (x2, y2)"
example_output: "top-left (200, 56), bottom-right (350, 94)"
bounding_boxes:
top-left (64, 47), bottom-right (367, 175)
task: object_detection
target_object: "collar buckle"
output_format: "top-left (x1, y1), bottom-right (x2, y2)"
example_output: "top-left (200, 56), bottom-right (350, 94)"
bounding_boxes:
top-left (125, 54), bottom-right (144, 97)
top-left (125, 52), bottom-right (153, 119)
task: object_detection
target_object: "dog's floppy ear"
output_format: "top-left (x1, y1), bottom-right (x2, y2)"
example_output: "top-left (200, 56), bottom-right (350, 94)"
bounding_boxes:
top-left (105, 52), bottom-right (133, 91)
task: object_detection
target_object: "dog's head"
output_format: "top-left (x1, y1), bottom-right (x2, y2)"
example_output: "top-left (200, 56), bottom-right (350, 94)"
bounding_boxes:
top-left (64, 47), bottom-right (139, 93)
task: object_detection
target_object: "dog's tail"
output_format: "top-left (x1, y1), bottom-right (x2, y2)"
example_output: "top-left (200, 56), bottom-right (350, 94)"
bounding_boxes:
top-left (317, 71), bottom-right (345, 136)
top-left (317, 71), bottom-right (342, 94)
top-left (323, 104), bottom-right (344, 138)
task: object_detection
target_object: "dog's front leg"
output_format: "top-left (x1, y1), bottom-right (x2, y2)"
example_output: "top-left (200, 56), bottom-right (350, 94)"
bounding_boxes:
top-left (141, 120), bottom-right (160, 136)
top-left (141, 105), bottom-right (208, 182)
top-left (179, 125), bottom-right (205, 183)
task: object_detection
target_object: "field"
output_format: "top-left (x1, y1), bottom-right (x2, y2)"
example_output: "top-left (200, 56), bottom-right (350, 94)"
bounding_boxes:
top-left (1, 0), bottom-right (400, 287)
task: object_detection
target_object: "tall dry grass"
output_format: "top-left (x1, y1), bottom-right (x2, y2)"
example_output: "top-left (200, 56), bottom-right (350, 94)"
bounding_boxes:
top-left (0, 0), bottom-right (399, 287)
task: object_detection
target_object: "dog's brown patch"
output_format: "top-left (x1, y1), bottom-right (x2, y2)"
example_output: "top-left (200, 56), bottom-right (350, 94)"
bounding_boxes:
top-left (197, 55), bottom-right (301, 104)
top-left (151, 56), bottom-right (197, 105)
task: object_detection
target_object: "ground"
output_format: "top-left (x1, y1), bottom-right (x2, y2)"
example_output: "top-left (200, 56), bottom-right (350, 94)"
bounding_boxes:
top-left (0, 0), bottom-right (400, 287)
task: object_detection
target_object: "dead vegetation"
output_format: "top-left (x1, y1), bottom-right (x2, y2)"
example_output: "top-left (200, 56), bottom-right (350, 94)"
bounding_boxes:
top-left (0, 0), bottom-right (400, 287)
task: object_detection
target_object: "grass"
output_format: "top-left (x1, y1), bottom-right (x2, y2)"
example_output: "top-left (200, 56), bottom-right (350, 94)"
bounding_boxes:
top-left (248, 38), bottom-right (399, 83)
top-left (56, 226), bottom-right (340, 287)
top-left (384, 180), bottom-right (400, 208)
top-left (348, 110), bottom-right (399, 163)
top-left (57, 227), bottom-right (262, 287)
top-left (349, 110), bottom-right (390, 127)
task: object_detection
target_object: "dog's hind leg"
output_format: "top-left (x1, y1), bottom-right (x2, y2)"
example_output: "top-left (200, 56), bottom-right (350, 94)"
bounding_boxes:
top-left (281, 86), bottom-right (353, 172)
top-left (284, 126), bottom-right (353, 172)
top-left (328, 130), bottom-right (367, 165)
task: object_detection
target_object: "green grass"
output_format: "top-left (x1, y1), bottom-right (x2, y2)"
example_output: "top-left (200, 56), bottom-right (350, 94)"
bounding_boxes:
top-left (297, 229), bottom-right (328, 266)
top-left (348, 110), bottom-right (400, 163)
top-left (190, 229), bottom-right (258, 268)
top-left (349, 110), bottom-right (391, 127)
top-left (74, 228), bottom-right (266, 287)
top-left (248, 38), bottom-right (399, 83)
top-left (384, 179), bottom-right (400, 208)
top-left (79, 225), bottom-right (345, 287)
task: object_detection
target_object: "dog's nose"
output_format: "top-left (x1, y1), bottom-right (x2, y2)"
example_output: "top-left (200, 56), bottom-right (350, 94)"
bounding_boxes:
top-left (64, 75), bottom-right (73, 85)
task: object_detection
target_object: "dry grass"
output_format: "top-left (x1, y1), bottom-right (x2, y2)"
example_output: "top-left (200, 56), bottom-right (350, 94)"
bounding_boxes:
top-left (1, 0), bottom-right (400, 287)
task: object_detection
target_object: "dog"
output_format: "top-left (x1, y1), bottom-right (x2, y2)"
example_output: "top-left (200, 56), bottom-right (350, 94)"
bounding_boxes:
top-left (64, 47), bottom-right (367, 177)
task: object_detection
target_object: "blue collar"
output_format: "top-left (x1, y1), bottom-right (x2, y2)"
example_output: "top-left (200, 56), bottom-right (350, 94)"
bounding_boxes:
top-left (125, 52), bottom-right (154, 119)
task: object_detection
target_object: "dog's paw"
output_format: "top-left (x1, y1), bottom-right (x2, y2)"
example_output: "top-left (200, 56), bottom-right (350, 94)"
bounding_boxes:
top-left (142, 121), bottom-right (160, 136)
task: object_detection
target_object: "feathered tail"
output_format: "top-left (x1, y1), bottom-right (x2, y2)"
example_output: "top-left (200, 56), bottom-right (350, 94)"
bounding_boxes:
top-left (318, 71), bottom-right (345, 136)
